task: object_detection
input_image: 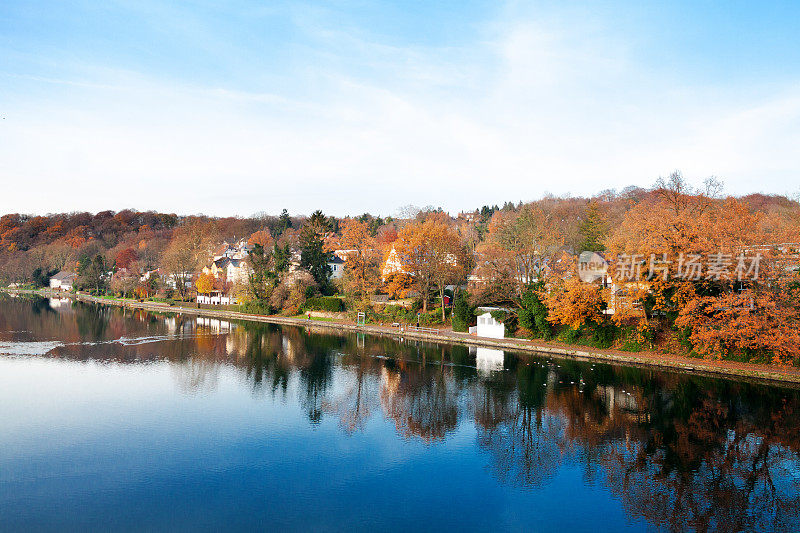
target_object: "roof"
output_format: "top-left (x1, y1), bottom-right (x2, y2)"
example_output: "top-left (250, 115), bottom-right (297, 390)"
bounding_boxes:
top-left (328, 256), bottom-right (345, 264)
top-left (477, 306), bottom-right (511, 312)
top-left (51, 271), bottom-right (77, 281)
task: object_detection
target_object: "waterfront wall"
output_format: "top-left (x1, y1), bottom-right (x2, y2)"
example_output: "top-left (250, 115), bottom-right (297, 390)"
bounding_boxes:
top-left (4, 288), bottom-right (800, 386)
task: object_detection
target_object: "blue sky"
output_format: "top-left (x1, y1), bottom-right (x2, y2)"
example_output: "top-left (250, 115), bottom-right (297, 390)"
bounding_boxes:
top-left (1, 1), bottom-right (799, 217)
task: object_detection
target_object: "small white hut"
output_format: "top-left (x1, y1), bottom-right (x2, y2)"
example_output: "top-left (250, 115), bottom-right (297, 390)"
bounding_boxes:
top-left (470, 307), bottom-right (507, 339)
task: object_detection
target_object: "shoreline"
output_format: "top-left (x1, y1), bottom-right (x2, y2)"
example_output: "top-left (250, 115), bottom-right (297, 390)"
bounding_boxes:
top-left (5, 288), bottom-right (800, 387)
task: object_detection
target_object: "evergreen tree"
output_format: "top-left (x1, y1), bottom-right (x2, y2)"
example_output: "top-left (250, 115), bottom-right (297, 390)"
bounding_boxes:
top-left (248, 244), bottom-right (277, 301)
top-left (278, 209), bottom-right (292, 236)
top-left (273, 242), bottom-right (291, 273)
top-left (578, 200), bottom-right (608, 251)
top-left (451, 292), bottom-right (475, 332)
top-left (78, 254), bottom-right (108, 294)
top-left (300, 210), bottom-right (332, 288)
top-left (31, 267), bottom-right (53, 288)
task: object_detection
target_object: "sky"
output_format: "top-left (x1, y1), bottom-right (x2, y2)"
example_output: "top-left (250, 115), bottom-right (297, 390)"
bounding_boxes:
top-left (1, 0), bottom-right (799, 218)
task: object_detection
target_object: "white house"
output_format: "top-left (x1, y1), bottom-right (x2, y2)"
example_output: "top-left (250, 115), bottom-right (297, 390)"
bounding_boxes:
top-left (197, 291), bottom-right (233, 306)
top-left (328, 256), bottom-right (345, 279)
top-left (381, 245), bottom-right (406, 280)
top-left (49, 271), bottom-right (77, 291)
top-left (470, 307), bottom-right (507, 339)
top-left (202, 257), bottom-right (251, 285)
top-left (332, 249), bottom-right (358, 261)
top-left (213, 239), bottom-right (252, 261)
top-left (163, 272), bottom-right (193, 290)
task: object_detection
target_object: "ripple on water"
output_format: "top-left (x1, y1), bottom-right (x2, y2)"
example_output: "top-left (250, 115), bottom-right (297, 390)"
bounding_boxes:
top-left (0, 340), bottom-right (63, 356)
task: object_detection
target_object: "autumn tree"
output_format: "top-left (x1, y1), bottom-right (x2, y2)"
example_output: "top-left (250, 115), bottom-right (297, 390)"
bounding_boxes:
top-left (339, 219), bottom-right (380, 307)
top-left (382, 272), bottom-right (413, 300)
top-left (675, 287), bottom-right (800, 365)
top-left (161, 220), bottom-right (217, 300)
top-left (272, 271), bottom-right (316, 315)
top-left (545, 277), bottom-right (606, 331)
top-left (135, 273), bottom-right (159, 299)
top-left (248, 229), bottom-right (274, 248)
top-left (109, 268), bottom-right (139, 297)
top-left (603, 172), bottom-right (800, 361)
top-left (428, 219), bottom-right (468, 322)
top-left (472, 205), bottom-right (563, 306)
top-left (393, 213), bottom-right (466, 315)
top-left (195, 272), bottom-right (215, 295)
top-left (114, 247), bottom-right (138, 270)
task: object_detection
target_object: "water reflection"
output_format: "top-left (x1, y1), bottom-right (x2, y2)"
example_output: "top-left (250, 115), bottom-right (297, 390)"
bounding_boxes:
top-left (1, 294), bottom-right (799, 532)
top-left (472, 346), bottom-right (505, 375)
top-left (171, 357), bottom-right (220, 394)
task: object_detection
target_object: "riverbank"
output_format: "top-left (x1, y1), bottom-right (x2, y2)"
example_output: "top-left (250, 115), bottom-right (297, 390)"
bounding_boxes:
top-left (5, 288), bottom-right (800, 387)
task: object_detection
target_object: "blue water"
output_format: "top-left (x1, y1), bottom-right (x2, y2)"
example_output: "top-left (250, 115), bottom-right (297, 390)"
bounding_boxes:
top-left (0, 296), bottom-right (798, 532)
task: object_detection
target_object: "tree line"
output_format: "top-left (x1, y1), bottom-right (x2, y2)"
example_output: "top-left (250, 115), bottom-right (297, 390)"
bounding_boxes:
top-left (2, 173), bottom-right (799, 365)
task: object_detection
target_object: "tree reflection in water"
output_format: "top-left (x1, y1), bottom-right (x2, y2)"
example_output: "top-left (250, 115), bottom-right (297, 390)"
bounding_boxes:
top-left (380, 358), bottom-right (459, 442)
top-left (240, 324), bottom-right (290, 398)
top-left (3, 294), bottom-right (799, 532)
top-left (171, 357), bottom-right (220, 394)
top-left (322, 350), bottom-right (381, 434)
top-left (473, 357), bottom-right (567, 488)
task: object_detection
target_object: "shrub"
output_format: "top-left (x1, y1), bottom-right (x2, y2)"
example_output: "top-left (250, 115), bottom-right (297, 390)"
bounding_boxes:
top-left (303, 296), bottom-right (345, 312)
top-left (419, 308), bottom-right (444, 326)
top-left (242, 300), bottom-right (273, 315)
top-left (589, 323), bottom-right (617, 348)
top-left (518, 282), bottom-right (551, 338)
top-left (558, 327), bottom-right (583, 344)
top-left (451, 293), bottom-right (474, 332)
top-left (382, 305), bottom-right (414, 321)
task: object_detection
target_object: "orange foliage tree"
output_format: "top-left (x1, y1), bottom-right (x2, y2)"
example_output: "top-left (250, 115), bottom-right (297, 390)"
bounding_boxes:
top-left (393, 213), bottom-right (466, 316)
top-left (675, 288), bottom-right (800, 365)
top-left (195, 272), bottom-right (215, 295)
top-left (114, 248), bottom-right (138, 270)
top-left (339, 219), bottom-right (380, 307)
top-left (383, 272), bottom-right (414, 300)
top-left (473, 205), bottom-right (562, 306)
top-left (545, 277), bottom-right (606, 330)
top-left (604, 173), bottom-right (799, 362)
top-left (248, 229), bottom-right (274, 248)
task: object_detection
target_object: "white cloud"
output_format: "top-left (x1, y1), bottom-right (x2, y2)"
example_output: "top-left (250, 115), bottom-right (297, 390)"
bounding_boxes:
top-left (1, 5), bottom-right (798, 217)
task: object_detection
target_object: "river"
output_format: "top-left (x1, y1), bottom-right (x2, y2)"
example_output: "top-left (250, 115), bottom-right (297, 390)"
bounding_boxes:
top-left (0, 294), bottom-right (798, 532)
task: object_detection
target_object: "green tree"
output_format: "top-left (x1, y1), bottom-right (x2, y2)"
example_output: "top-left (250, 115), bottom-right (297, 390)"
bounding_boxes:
top-left (278, 209), bottom-right (292, 236)
top-left (578, 200), bottom-right (608, 251)
top-left (300, 210), bottom-right (332, 289)
top-left (451, 292), bottom-right (475, 332)
top-left (274, 242), bottom-right (291, 273)
top-left (517, 281), bottom-right (551, 339)
top-left (31, 267), bottom-right (55, 288)
top-left (78, 254), bottom-right (108, 294)
top-left (248, 243), bottom-right (279, 301)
